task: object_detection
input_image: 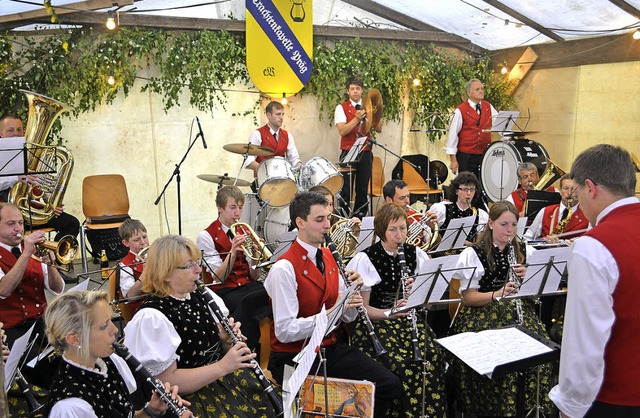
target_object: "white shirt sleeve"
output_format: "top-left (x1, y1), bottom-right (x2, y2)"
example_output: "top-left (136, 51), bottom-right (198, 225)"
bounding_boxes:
top-left (524, 208), bottom-right (545, 241)
top-left (429, 202), bottom-right (448, 227)
top-left (548, 236), bottom-right (618, 418)
top-left (242, 130), bottom-right (263, 168)
top-left (506, 194), bottom-right (515, 205)
top-left (477, 209), bottom-right (489, 232)
top-left (346, 252), bottom-right (381, 292)
top-left (454, 246), bottom-right (484, 290)
top-left (196, 230), bottom-right (223, 280)
top-left (285, 132), bottom-right (302, 166)
top-left (118, 262), bottom-right (136, 297)
top-left (0, 176), bottom-right (18, 191)
top-left (444, 108), bottom-right (463, 155)
top-left (334, 104), bottom-right (347, 125)
top-left (123, 308), bottom-right (182, 376)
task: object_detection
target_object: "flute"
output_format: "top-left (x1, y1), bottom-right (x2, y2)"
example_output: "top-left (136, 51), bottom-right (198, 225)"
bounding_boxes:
top-left (324, 234), bottom-right (387, 357)
top-left (195, 280), bottom-right (284, 416)
top-left (112, 342), bottom-right (192, 417)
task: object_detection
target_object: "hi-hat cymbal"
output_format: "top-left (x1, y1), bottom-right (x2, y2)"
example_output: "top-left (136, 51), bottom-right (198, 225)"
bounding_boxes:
top-left (223, 143), bottom-right (275, 156)
top-left (429, 160), bottom-right (448, 189)
top-left (197, 174), bottom-right (251, 187)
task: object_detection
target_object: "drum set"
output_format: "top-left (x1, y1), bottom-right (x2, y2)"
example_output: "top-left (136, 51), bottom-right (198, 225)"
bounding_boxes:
top-left (200, 142), bottom-right (345, 249)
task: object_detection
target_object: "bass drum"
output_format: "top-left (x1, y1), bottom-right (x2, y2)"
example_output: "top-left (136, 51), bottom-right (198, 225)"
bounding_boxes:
top-left (263, 206), bottom-right (291, 250)
top-left (256, 157), bottom-right (298, 207)
top-left (480, 140), bottom-right (549, 202)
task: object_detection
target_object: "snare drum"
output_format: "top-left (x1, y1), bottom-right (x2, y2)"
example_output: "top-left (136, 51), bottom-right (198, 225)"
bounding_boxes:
top-left (256, 157), bottom-right (297, 207)
top-left (263, 206), bottom-right (291, 250)
top-left (301, 157), bottom-right (344, 194)
top-left (480, 140), bottom-right (549, 202)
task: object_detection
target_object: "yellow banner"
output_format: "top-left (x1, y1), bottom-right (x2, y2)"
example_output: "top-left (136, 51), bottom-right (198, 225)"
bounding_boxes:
top-left (246, 0), bottom-right (313, 96)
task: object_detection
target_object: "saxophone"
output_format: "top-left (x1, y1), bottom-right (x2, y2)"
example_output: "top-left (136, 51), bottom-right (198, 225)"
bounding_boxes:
top-left (553, 200), bottom-right (573, 235)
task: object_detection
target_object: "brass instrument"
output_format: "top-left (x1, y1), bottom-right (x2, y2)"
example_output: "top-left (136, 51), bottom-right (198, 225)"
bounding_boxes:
top-left (229, 222), bottom-right (272, 265)
top-left (406, 205), bottom-right (439, 251)
top-left (135, 246), bottom-right (150, 260)
top-left (553, 200), bottom-right (573, 235)
top-left (9, 90), bottom-right (74, 225)
top-left (327, 213), bottom-right (359, 259)
top-left (16, 233), bottom-right (78, 272)
top-left (361, 88), bottom-right (383, 133)
top-left (533, 159), bottom-right (565, 191)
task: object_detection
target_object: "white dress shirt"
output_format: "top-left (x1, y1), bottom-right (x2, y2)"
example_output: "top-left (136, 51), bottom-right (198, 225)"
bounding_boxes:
top-left (242, 127), bottom-right (302, 168)
top-left (549, 197), bottom-right (639, 418)
top-left (524, 202), bottom-right (575, 241)
top-left (444, 99), bottom-right (498, 155)
top-left (118, 254), bottom-right (141, 298)
top-left (264, 238), bottom-right (357, 344)
top-left (0, 241), bottom-right (53, 299)
top-left (334, 99), bottom-right (362, 126)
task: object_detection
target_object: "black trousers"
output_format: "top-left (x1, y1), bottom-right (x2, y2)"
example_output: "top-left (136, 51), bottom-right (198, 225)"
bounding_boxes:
top-left (339, 150), bottom-right (372, 219)
top-left (25, 211), bottom-right (81, 242)
top-left (455, 151), bottom-right (483, 179)
top-left (216, 281), bottom-right (271, 352)
top-left (269, 342), bottom-right (401, 418)
top-left (585, 401), bottom-right (640, 418)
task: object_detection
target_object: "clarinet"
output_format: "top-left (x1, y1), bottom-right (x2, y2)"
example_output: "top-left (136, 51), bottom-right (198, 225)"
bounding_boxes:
top-left (14, 370), bottom-right (45, 416)
top-left (324, 234), bottom-right (387, 357)
top-left (396, 243), bottom-right (424, 363)
top-left (506, 244), bottom-right (524, 325)
top-left (112, 342), bottom-right (191, 417)
top-left (195, 280), bottom-right (284, 416)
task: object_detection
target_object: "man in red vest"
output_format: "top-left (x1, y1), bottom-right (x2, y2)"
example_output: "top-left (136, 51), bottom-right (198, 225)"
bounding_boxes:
top-left (0, 202), bottom-right (63, 381)
top-left (335, 76), bottom-right (374, 219)
top-left (196, 185), bottom-right (270, 354)
top-left (549, 145), bottom-right (640, 417)
top-left (265, 191), bottom-right (401, 418)
top-left (524, 174), bottom-right (589, 242)
top-left (244, 101), bottom-right (303, 174)
top-left (445, 79), bottom-right (497, 178)
top-left (507, 161), bottom-right (558, 217)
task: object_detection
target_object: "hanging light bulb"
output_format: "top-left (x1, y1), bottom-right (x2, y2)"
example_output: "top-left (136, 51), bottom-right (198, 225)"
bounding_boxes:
top-left (281, 93), bottom-right (288, 105)
top-left (501, 66), bottom-right (508, 74)
top-left (107, 70), bottom-right (115, 86)
top-left (106, 10), bottom-right (116, 30)
top-left (412, 77), bottom-right (421, 86)
top-left (633, 29), bottom-right (640, 40)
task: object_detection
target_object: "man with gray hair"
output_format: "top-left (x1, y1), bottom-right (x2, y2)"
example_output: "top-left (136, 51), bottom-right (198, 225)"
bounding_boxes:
top-left (549, 144), bottom-right (640, 417)
top-left (506, 161), bottom-right (557, 216)
top-left (445, 78), bottom-right (497, 178)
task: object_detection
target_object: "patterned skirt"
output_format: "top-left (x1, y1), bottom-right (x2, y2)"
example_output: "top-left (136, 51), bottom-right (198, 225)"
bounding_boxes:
top-left (350, 314), bottom-right (447, 418)
top-left (449, 298), bottom-right (557, 417)
top-left (183, 368), bottom-right (281, 418)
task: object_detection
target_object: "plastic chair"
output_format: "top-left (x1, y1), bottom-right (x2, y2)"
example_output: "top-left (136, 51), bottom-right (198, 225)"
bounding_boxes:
top-left (402, 161), bottom-right (431, 194)
top-left (80, 174), bottom-right (130, 272)
top-left (369, 156), bottom-right (384, 197)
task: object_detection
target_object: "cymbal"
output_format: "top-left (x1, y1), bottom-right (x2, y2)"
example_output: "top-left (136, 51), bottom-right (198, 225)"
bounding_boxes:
top-left (197, 174), bottom-right (251, 187)
top-left (429, 160), bottom-right (448, 189)
top-left (223, 143), bottom-right (275, 156)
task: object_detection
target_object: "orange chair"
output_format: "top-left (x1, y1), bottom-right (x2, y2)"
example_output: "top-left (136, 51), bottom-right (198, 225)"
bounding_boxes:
top-left (369, 156), bottom-right (385, 197)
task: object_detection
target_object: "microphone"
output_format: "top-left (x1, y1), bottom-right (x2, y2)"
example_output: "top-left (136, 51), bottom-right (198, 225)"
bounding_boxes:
top-left (355, 104), bottom-right (367, 121)
top-left (195, 116), bottom-right (208, 149)
top-left (335, 192), bottom-right (349, 208)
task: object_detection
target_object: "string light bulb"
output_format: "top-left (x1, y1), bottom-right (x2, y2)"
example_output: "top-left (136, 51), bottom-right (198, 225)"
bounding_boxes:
top-left (281, 93), bottom-right (288, 105)
top-left (501, 66), bottom-right (508, 74)
top-left (106, 11), bottom-right (116, 30)
top-left (633, 29), bottom-right (640, 40)
top-left (412, 77), bottom-right (421, 86)
top-left (107, 70), bottom-right (115, 86)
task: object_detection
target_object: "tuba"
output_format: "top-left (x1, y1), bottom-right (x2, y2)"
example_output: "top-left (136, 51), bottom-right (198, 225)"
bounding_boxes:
top-left (533, 159), bottom-right (565, 191)
top-left (9, 90), bottom-right (74, 225)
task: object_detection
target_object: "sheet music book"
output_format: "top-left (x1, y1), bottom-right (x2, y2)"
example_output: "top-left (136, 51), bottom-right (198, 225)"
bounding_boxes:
top-left (437, 326), bottom-right (555, 378)
top-left (4, 322), bottom-right (36, 391)
top-left (353, 217), bottom-right (376, 254)
top-left (491, 111), bottom-right (520, 133)
top-left (431, 215), bottom-right (475, 253)
top-left (402, 254), bottom-right (461, 310)
top-left (340, 136), bottom-right (368, 164)
top-left (0, 136), bottom-right (26, 177)
top-left (519, 246), bottom-right (571, 296)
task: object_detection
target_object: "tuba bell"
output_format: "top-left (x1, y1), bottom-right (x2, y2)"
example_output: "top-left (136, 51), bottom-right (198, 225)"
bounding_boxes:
top-left (533, 159), bottom-right (565, 191)
top-left (9, 90), bottom-right (74, 225)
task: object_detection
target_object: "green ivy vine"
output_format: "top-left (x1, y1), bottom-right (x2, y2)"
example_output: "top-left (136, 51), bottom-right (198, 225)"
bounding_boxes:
top-left (1, 27), bottom-right (515, 143)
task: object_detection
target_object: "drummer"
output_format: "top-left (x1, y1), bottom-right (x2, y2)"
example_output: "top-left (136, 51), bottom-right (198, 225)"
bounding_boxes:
top-left (243, 101), bottom-right (303, 176)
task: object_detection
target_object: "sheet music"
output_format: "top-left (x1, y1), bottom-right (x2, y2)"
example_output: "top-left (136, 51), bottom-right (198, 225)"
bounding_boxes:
top-left (431, 215), bottom-right (475, 253)
top-left (325, 281), bottom-right (359, 334)
top-left (519, 246), bottom-right (571, 296)
top-left (437, 327), bottom-right (552, 378)
top-left (283, 306), bottom-right (328, 413)
top-left (341, 136), bottom-right (368, 164)
top-left (404, 254), bottom-right (460, 310)
top-left (354, 217), bottom-right (375, 254)
top-left (4, 322), bottom-right (36, 391)
top-left (0, 136), bottom-right (26, 177)
top-left (517, 217), bottom-right (528, 240)
top-left (491, 111), bottom-right (520, 133)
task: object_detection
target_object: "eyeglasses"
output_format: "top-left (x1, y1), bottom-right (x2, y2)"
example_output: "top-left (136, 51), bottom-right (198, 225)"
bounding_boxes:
top-left (458, 187), bottom-right (476, 193)
top-left (176, 259), bottom-right (203, 270)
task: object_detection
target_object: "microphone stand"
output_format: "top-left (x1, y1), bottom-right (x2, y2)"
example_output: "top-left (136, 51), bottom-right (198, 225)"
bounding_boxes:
top-left (154, 131), bottom-right (203, 235)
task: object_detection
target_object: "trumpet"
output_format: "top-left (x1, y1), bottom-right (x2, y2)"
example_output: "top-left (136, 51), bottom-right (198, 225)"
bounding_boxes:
top-left (135, 246), bottom-right (150, 260)
top-left (16, 233), bottom-right (78, 272)
top-left (229, 222), bottom-right (272, 265)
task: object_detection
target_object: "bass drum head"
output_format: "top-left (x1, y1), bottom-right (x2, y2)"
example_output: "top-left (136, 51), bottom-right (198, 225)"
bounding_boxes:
top-left (480, 140), bottom-right (549, 202)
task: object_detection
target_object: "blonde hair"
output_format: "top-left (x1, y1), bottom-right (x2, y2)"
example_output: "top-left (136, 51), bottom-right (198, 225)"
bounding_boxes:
top-left (141, 235), bottom-right (200, 298)
top-left (45, 291), bottom-right (109, 365)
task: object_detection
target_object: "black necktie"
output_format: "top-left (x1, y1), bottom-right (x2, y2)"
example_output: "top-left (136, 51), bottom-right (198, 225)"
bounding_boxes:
top-left (560, 208), bottom-right (569, 221)
top-left (475, 103), bottom-right (482, 126)
top-left (315, 249), bottom-right (325, 275)
top-left (273, 131), bottom-right (278, 141)
top-left (11, 247), bottom-right (22, 258)
top-left (226, 229), bottom-right (234, 240)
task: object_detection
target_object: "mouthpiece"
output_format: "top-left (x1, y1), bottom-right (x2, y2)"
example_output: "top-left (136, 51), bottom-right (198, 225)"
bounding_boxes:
top-left (16, 233), bottom-right (22, 239)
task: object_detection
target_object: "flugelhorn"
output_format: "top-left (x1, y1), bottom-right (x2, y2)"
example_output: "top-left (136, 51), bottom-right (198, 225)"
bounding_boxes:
top-left (16, 233), bottom-right (78, 272)
top-left (229, 222), bottom-right (272, 265)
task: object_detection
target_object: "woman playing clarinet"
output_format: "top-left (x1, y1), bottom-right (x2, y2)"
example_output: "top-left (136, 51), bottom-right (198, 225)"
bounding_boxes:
top-left (123, 235), bottom-right (280, 418)
top-left (44, 290), bottom-right (189, 417)
top-left (346, 203), bottom-right (447, 417)
top-left (450, 201), bottom-right (555, 416)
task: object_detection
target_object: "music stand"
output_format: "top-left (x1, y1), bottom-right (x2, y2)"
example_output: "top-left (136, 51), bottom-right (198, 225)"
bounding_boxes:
top-left (428, 215), bottom-right (475, 256)
top-left (524, 190), bottom-right (561, 221)
top-left (353, 217), bottom-right (375, 254)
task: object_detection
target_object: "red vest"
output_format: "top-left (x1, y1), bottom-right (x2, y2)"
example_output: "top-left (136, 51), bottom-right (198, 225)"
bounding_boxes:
top-left (270, 241), bottom-right (340, 353)
top-left (510, 186), bottom-right (556, 213)
top-left (255, 124), bottom-right (290, 164)
top-left (585, 203), bottom-right (640, 406)
top-left (205, 220), bottom-right (252, 290)
top-left (0, 246), bottom-right (47, 329)
top-left (540, 204), bottom-right (588, 238)
top-left (339, 101), bottom-right (371, 151)
top-left (456, 101), bottom-right (492, 155)
top-left (120, 251), bottom-right (144, 312)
